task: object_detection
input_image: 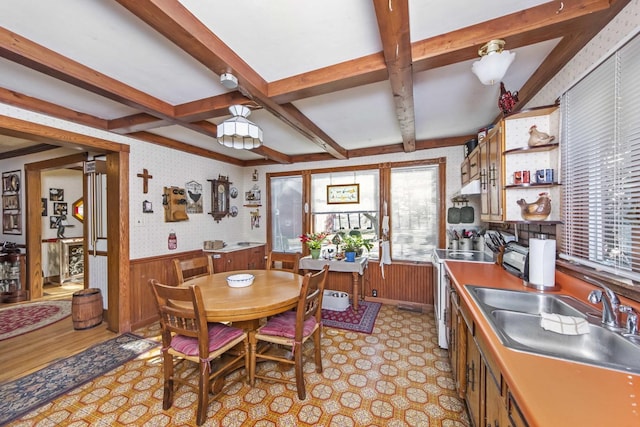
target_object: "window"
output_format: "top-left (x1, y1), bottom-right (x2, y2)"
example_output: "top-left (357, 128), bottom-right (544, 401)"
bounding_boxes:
top-left (560, 33), bottom-right (640, 282)
top-left (390, 165), bottom-right (440, 260)
top-left (270, 175), bottom-right (303, 253)
top-left (311, 170), bottom-right (379, 257)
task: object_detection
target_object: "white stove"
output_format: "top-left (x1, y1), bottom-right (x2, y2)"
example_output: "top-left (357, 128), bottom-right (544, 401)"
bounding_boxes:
top-left (432, 249), bottom-right (494, 348)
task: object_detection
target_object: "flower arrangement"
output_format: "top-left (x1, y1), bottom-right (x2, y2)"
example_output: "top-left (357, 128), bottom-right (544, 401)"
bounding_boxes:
top-left (299, 232), bottom-right (328, 250)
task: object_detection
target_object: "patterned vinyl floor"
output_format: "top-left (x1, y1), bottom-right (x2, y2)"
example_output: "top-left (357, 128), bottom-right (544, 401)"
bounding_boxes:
top-left (11, 305), bottom-right (470, 426)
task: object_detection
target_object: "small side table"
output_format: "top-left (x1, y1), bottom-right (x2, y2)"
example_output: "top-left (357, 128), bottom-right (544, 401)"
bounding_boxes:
top-left (299, 256), bottom-right (368, 310)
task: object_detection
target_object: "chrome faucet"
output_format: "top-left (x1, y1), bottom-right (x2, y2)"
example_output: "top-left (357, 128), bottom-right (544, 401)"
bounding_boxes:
top-left (619, 305), bottom-right (639, 335)
top-left (585, 277), bottom-right (621, 328)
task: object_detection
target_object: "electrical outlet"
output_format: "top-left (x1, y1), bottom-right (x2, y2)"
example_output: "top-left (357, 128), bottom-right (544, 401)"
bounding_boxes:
top-left (372, 289), bottom-right (378, 297)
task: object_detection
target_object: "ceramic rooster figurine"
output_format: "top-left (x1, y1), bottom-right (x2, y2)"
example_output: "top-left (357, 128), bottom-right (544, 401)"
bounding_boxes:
top-left (517, 192), bottom-right (551, 221)
top-left (528, 125), bottom-right (555, 147)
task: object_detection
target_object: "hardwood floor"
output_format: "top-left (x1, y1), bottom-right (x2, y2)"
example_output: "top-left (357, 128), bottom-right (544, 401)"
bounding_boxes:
top-left (0, 287), bottom-right (117, 384)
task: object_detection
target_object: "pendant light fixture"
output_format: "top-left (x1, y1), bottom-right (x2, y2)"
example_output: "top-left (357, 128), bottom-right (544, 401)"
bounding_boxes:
top-left (471, 39), bottom-right (515, 85)
top-left (217, 105), bottom-right (263, 149)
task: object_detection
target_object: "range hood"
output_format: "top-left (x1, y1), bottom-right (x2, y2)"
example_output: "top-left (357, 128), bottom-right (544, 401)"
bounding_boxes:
top-left (460, 179), bottom-right (481, 195)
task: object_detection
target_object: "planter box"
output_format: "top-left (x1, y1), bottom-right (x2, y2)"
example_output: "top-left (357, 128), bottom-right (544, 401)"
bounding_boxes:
top-left (322, 290), bottom-right (350, 311)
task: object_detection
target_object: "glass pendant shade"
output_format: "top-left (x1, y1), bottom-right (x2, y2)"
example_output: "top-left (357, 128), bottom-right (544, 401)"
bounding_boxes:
top-left (217, 105), bottom-right (263, 149)
top-left (471, 39), bottom-right (516, 86)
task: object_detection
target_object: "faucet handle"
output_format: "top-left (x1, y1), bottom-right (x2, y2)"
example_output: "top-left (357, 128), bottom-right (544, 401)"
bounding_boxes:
top-left (619, 305), bottom-right (639, 335)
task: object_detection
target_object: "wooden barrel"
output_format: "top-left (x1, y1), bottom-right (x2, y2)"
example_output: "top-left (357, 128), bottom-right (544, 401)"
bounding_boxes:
top-left (72, 288), bottom-right (103, 330)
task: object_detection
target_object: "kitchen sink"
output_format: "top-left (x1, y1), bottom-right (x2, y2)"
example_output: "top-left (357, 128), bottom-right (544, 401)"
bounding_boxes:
top-left (465, 285), bottom-right (640, 374)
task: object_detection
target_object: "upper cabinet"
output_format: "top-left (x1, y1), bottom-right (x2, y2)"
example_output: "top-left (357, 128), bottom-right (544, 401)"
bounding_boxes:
top-left (479, 125), bottom-right (503, 222)
top-left (502, 105), bottom-right (560, 223)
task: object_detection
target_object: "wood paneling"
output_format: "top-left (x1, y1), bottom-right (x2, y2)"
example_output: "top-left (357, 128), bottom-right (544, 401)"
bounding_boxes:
top-left (366, 261), bottom-right (433, 306)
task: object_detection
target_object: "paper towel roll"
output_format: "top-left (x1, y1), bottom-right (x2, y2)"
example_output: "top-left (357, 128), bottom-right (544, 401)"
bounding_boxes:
top-left (529, 237), bottom-right (556, 287)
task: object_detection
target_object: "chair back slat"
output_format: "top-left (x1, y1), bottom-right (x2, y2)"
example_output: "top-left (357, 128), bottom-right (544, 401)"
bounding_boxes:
top-left (295, 265), bottom-right (329, 340)
top-left (149, 279), bottom-right (209, 347)
top-left (173, 256), bottom-right (214, 284)
top-left (266, 251), bottom-right (301, 274)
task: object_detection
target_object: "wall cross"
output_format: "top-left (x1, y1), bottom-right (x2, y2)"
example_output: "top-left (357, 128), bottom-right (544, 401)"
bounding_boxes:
top-left (136, 168), bottom-right (153, 194)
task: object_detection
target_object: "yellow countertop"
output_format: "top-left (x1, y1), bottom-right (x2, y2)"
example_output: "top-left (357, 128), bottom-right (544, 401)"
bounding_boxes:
top-left (444, 261), bottom-right (640, 427)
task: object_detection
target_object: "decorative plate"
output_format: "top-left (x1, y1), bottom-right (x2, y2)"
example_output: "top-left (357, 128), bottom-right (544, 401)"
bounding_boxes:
top-left (230, 206), bottom-right (238, 217)
top-left (230, 187), bottom-right (238, 198)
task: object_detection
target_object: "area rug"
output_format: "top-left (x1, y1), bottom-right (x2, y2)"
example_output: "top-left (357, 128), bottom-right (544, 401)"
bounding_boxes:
top-left (0, 332), bottom-right (158, 425)
top-left (321, 301), bottom-right (381, 334)
top-left (0, 300), bottom-right (72, 341)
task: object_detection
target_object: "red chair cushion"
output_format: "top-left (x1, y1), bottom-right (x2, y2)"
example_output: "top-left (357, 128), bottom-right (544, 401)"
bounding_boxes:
top-left (259, 311), bottom-right (317, 338)
top-left (170, 323), bottom-right (244, 356)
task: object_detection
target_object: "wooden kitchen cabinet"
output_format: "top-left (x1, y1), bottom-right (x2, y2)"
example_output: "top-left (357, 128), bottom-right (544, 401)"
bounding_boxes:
top-left (450, 293), bottom-right (527, 427)
top-left (479, 124), bottom-right (504, 222)
top-left (461, 157), bottom-right (471, 186)
top-left (211, 244), bottom-right (265, 272)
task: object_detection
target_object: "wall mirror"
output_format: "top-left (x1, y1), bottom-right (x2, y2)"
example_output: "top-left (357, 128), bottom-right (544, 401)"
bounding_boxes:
top-left (208, 175), bottom-right (230, 222)
top-left (72, 198), bottom-right (84, 222)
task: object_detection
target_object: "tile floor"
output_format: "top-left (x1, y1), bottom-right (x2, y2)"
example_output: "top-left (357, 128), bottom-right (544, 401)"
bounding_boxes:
top-left (13, 304), bottom-right (470, 426)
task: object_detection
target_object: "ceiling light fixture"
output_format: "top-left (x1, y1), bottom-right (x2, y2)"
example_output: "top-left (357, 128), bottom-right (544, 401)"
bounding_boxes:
top-left (220, 72), bottom-right (238, 89)
top-left (471, 39), bottom-right (515, 85)
top-left (217, 105), bottom-right (263, 149)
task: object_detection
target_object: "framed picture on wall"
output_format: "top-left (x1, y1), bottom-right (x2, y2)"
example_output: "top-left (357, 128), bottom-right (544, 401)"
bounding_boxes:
top-left (3, 194), bottom-right (19, 210)
top-left (53, 202), bottom-right (68, 216)
top-left (49, 188), bottom-right (64, 201)
top-left (327, 184), bottom-right (360, 204)
top-left (3, 213), bottom-right (21, 234)
top-left (41, 198), bottom-right (47, 216)
top-left (50, 215), bottom-right (60, 229)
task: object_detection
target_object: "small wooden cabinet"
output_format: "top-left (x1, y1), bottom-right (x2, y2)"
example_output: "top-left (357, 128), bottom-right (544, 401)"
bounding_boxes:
top-left (210, 244), bottom-right (265, 272)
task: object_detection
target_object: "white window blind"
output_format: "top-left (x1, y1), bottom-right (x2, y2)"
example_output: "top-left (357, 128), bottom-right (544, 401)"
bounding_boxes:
top-left (560, 33), bottom-right (640, 282)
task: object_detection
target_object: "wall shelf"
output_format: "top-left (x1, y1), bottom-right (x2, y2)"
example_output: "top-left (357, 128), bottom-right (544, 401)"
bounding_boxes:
top-left (503, 142), bottom-right (559, 155)
top-left (505, 182), bottom-right (560, 189)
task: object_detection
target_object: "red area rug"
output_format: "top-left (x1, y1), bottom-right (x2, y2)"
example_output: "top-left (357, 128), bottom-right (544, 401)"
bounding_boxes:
top-left (0, 300), bottom-right (72, 341)
top-left (321, 301), bottom-right (381, 334)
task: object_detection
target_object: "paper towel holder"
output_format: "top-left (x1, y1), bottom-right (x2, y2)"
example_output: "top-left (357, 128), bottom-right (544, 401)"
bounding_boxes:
top-left (524, 233), bottom-right (560, 291)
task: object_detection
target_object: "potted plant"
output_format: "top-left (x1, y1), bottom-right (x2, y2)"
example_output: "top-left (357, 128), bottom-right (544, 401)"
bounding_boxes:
top-left (299, 232), bottom-right (328, 259)
top-left (341, 235), bottom-right (373, 262)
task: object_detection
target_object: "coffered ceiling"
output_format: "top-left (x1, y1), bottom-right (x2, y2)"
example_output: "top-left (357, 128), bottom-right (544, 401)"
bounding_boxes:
top-left (0, 0), bottom-right (629, 165)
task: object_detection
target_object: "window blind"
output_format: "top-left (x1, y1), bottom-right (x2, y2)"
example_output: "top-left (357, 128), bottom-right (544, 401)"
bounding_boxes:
top-left (560, 33), bottom-right (640, 282)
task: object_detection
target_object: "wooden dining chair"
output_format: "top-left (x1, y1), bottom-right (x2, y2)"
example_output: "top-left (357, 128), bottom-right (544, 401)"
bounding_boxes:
top-left (172, 255), bottom-right (214, 285)
top-left (149, 279), bottom-right (249, 426)
top-left (249, 264), bottom-right (329, 399)
top-left (266, 251), bottom-right (301, 274)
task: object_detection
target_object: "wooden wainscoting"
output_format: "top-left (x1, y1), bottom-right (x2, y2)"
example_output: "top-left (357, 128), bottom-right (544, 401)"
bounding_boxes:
top-left (129, 250), bottom-right (203, 330)
top-left (365, 261), bottom-right (434, 312)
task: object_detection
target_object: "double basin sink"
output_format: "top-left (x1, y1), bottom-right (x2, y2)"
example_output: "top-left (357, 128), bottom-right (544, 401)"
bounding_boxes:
top-left (465, 285), bottom-right (640, 374)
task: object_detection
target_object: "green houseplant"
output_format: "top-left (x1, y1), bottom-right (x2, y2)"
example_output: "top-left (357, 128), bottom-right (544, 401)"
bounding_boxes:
top-left (341, 235), bottom-right (373, 261)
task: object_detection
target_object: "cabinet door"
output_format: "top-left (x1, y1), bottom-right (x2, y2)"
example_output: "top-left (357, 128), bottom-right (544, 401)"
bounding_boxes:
top-left (248, 245), bottom-right (266, 269)
top-left (486, 374), bottom-right (509, 427)
top-left (461, 157), bottom-right (470, 186)
top-left (469, 150), bottom-right (480, 180)
top-left (479, 140), bottom-right (490, 219)
top-left (449, 291), bottom-right (468, 398)
top-left (488, 126), bottom-right (503, 221)
top-left (466, 331), bottom-right (483, 427)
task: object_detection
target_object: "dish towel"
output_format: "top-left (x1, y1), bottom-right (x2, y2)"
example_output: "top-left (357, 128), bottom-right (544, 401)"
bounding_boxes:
top-left (540, 312), bottom-right (590, 335)
top-left (379, 241), bottom-right (391, 278)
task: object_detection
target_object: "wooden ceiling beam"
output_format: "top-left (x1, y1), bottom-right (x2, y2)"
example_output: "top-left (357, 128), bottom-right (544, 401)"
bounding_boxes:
top-left (373, 0), bottom-right (415, 153)
top-left (129, 130), bottom-right (244, 166)
top-left (174, 91), bottom-right (256, 122)
top-left (116, 0), bottom-right (347, 160)
top-left (0, 28), bottom-right (175, 118)
top-left (267, 0), bottom-right (618, 104)
top-left (108, 113), bottom-right (169, 133)
top-left (0, 86), bottom-right (108, 129)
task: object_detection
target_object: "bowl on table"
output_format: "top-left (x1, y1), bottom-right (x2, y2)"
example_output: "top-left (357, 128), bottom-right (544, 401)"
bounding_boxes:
top-left (226, 273), bottom-right (254, 288)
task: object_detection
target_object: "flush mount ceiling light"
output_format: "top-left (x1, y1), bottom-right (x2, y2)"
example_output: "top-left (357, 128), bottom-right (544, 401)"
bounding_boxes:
top-left (471, 39), bottom-right (516, 85)
top-left (220, 72), bottom-right (238, 89)
top-left (217, 105), bottom-right (263, 149)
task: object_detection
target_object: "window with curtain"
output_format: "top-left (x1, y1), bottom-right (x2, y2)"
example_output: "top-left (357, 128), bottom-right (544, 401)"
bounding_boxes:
top-left (270, 175), bottom-right (303, 253)
top-left (560, 32), bottom-right (640, 282)
top-left (390, 165), bottom-right (440, 260)
top-left (311, 170), bottom-right (379, 258)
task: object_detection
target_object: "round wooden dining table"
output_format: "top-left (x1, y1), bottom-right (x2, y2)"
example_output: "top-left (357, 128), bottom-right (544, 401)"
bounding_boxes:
top-left (177, 269), bottom-right (303, 330)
